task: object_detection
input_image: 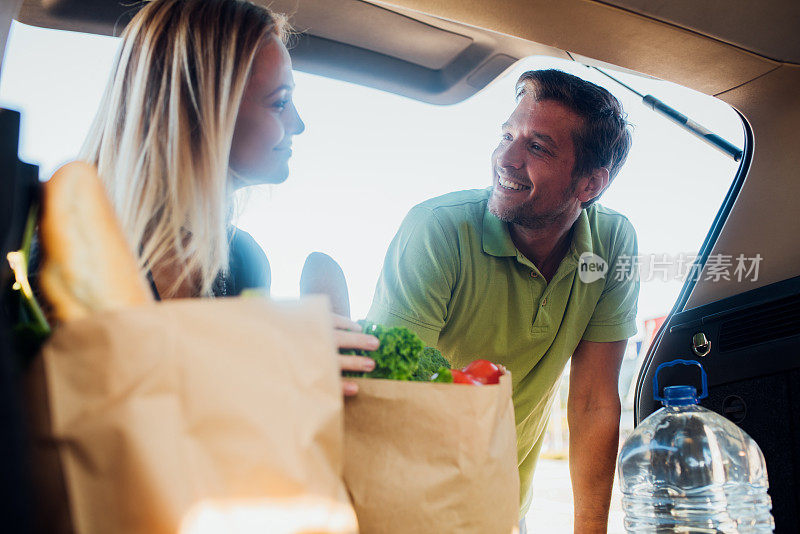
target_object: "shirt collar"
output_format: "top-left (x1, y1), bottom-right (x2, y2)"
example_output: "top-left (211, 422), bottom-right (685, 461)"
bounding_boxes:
top-left (482, 204), bottom-right (593, 263)
top-left (569, 208), bottom-right (593, 260)
top-left (482, 206), bottom-right (517, 257)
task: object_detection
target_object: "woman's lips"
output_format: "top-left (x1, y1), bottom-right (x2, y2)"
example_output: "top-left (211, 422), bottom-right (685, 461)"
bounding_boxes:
top-left (274, 146), bottom-right (293, 158)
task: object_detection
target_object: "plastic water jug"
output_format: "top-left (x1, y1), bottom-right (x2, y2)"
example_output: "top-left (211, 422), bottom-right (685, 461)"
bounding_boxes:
top-left (618, 359), bottom-right (774, 533)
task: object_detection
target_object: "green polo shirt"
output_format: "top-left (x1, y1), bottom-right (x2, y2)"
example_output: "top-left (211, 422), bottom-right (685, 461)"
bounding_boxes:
top-left (367, 188), bottom-right (639, 517)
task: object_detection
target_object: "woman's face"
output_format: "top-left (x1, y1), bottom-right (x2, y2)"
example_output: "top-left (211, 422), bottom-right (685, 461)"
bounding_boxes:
top-left (230, 34), bottom-right (305, 187)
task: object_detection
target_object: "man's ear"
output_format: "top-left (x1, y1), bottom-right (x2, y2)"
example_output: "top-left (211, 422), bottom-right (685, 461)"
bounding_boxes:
top-left (576, 167), bottom-right (610, 204)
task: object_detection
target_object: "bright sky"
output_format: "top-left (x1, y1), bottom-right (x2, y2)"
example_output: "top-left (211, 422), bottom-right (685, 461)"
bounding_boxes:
top-left (0, 21), bottom-right (744, 329)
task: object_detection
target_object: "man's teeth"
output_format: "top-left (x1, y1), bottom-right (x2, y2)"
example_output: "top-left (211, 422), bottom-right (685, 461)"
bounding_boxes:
top-left (498, 176), bottom-right (530, 191)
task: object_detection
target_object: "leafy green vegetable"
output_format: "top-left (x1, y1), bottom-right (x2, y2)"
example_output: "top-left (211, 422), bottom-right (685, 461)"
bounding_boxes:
top-left (412, 346), bottom-right (450, 381)
top-left (341, 322), bottom-right (457, 383)
top-left (341, 321), bottom-right (424, 381)
top-left (431, 368), bottom-right (454, 383)
top-left (362, 322), bottom-right (424, 381)
top-left (13, 203), bottom-right (50, 335)
top-left (8, 203), bottom-right (50, 361)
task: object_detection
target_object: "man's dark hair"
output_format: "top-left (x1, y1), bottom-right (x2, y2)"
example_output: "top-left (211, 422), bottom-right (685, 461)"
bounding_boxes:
top-left (515, 69), bottom-right (632, 208)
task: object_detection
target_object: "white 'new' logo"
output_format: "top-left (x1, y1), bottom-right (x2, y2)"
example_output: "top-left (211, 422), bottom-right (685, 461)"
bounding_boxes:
top-left (578, 252), bottom-right (608, 283)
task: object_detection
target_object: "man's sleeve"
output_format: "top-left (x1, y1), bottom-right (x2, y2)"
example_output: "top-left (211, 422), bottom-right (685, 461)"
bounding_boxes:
top-left (582, 219), bottom-right (640, 343)
top-left (367, 206), bottom-right (459, 347)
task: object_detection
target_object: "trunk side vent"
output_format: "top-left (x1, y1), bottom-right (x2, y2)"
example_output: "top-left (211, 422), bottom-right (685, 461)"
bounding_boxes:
top-left (718, 293), bottom-right (800, 352)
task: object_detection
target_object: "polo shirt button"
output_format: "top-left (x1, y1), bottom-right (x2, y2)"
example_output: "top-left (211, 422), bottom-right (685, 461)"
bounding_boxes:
top-left (530, 271), bottom-right (538, 278)
top-left (541, 298), bottom-right (547, 306)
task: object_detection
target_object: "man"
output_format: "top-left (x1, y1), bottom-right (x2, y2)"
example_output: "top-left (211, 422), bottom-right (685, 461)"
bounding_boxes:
top-left (367, 69), bottom-right (639, 533)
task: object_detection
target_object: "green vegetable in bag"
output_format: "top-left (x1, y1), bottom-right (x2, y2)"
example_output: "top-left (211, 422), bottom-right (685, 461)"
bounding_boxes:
top-left (412, 346), bottom-right (450, 381)
top-left (343, 321), bottom-right (451, 382)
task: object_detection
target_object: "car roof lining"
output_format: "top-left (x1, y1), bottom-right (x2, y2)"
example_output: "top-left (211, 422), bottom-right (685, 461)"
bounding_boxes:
top-left (287, 0), bottom-right (474, 71)
top-left (15, 0), bottom-right (569, 104)
top-left (25, 0), bottom-right (761, 106)
top-left (14, 0), bottom-right (799, 106)
top-left (600, 0), bottom-right (800, 65)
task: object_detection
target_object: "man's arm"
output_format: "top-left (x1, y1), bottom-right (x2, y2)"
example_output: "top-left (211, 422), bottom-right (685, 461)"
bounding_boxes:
top-left (567, 338), bottom-right (626, 534)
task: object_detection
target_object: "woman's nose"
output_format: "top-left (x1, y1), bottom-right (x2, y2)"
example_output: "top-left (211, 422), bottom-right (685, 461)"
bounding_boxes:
top-left (290, 104), bottom-right (305, 136)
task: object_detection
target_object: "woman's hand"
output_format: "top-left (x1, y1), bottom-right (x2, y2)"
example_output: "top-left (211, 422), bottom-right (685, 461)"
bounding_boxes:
top-left (333, 315), bottom-right (378, 396)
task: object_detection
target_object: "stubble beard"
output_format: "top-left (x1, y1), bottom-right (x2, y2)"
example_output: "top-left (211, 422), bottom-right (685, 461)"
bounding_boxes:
top-left (488, 185), bottom-right (574, 230)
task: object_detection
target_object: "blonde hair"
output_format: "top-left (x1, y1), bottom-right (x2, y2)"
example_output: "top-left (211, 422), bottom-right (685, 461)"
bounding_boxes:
top-left (80, 0), bottom-right (287, 297)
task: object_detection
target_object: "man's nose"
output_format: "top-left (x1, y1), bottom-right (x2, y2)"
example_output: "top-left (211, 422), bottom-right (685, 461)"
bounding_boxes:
top-left (495, 140), bottom-right (523, 170)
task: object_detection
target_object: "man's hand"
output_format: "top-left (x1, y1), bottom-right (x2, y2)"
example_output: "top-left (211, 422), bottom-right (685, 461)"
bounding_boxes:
top-left (568, 339), bottom-right (626, 534)
top-left (333, 315), bottom-right (378, 396)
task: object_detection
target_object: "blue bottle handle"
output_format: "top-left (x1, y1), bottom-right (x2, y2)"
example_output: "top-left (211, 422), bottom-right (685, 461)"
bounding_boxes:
top-left (653, 359), bottom-right (708, 402)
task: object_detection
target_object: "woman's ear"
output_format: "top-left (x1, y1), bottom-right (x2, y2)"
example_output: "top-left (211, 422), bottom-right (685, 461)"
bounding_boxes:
top-left (576, 167), bottom-right (610, 204)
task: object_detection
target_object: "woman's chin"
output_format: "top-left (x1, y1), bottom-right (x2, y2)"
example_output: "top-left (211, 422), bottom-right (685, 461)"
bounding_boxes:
top-left (231, 165), bottom-right (289, 189)
top-left (263, 170), bottom-right (289, 185)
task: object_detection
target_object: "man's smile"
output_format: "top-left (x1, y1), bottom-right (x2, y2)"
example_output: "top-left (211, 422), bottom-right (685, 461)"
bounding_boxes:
top-left (497, 174), bottom-right (531, 192)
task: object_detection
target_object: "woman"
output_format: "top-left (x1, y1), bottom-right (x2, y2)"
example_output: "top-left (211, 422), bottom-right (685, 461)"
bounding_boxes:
top-left (79, 0), bottom-right (375, 394)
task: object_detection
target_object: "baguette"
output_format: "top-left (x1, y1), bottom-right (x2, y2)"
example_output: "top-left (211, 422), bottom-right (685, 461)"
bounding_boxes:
top-left (39, 161), bottom-right (152, 321)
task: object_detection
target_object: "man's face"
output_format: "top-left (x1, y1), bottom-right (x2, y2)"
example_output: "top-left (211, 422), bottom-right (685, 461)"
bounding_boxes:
top-left (488, 96), bottom-right (585, 229)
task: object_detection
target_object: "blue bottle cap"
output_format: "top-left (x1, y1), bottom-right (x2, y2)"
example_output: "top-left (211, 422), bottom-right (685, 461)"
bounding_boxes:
top-left (662, 385), bottom-right (698, 406)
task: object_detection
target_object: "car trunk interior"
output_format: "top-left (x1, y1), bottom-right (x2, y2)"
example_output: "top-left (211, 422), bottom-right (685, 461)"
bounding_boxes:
top-left (2, 0), bottom-right (800, 531)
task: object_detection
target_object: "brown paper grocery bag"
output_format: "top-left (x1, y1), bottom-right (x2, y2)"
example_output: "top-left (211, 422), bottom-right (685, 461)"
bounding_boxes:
top-left (343, 374), bottom-right (519, 534)
top-left (25, 296), bottom-right (357, 534)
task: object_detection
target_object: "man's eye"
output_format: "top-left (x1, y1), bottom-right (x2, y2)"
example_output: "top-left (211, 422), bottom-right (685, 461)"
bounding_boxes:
top-left (501, 133), bottom-right (512, 141)
top-left (529, 143), bottom-right (546, 154)
top-left (272, 99), bottom-right (289, 110)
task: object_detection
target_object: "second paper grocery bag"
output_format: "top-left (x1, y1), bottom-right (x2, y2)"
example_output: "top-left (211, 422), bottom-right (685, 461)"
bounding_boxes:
top-left (343, 374), bottom-right (519, 534)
